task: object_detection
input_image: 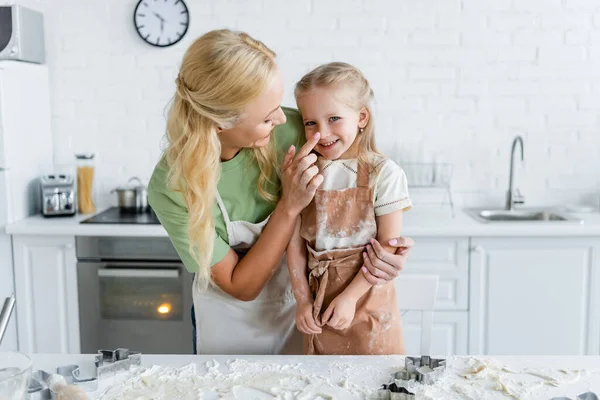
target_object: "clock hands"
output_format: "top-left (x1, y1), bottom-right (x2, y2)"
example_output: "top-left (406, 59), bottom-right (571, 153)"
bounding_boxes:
top-left (153, 12), bottom-right (166, 33)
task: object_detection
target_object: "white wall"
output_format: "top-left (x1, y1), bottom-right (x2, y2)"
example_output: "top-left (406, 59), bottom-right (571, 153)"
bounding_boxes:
top-left (5, 0), bottom-right (600, 208)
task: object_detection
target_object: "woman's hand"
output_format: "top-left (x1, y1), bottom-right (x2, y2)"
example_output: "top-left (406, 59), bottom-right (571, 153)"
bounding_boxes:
top-left (295, 300), bottom-right (322, 335)
top-left (321, 294), bottom-right (357, 331)
top-left (361, 237), bottom-right (415, 285)
top-left (280, 132), bottom-right (323, 217)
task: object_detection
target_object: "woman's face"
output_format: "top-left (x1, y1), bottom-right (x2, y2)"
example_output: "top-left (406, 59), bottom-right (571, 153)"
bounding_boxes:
top-left (218, 68), bottom-right (286, 156)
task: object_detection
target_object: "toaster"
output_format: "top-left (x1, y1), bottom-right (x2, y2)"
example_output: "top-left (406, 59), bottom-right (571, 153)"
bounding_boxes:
top-left (0, 5), bottom-right (45, 64)
top-left (41, 174), bottom-right (76, 217)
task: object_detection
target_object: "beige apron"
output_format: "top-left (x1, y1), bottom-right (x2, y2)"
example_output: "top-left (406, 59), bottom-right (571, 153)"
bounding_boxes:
top-left (192, 193), bottom-right (301, 355)
top-left (300, 162), bottom-right (404, 355)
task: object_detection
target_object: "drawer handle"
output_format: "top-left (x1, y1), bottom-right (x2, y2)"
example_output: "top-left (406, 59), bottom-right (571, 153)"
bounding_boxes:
top-left (98, 269), bottom-right (179, 279)
top-left (470, 245), bottom-right (483, 253)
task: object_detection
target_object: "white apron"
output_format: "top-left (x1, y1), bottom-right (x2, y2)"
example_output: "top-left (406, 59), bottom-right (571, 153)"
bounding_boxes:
top-left (192, 193), bottom-right (301, 355)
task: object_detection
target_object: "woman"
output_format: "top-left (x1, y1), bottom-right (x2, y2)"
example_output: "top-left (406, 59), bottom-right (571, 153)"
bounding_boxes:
top-left (148, 29), bottom-right (415, 355)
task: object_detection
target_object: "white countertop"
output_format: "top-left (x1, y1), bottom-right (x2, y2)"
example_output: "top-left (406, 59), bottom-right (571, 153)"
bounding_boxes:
top-left (27, 354), bottom-right (600, 399)
top-left (4, 209), bottom-right (168, 237)
top-left (6, 207), bottom-right (600, 237)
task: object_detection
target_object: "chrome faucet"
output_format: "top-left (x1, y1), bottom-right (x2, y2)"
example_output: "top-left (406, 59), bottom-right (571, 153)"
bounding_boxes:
top-left (506, 135), bottom-right (525, 210)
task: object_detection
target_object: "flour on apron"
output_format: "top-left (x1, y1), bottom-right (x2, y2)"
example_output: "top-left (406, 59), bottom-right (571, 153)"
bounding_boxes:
top-left (300, 161), bottom-right (404, 355)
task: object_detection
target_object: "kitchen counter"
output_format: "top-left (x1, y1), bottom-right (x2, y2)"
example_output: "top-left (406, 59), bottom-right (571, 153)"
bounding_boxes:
top-left (6, 207), bottom-right (600, 237)
top-left (27, 354), bottom-right (600, 399)
top-left (4, 209), bottom-right (168, 237)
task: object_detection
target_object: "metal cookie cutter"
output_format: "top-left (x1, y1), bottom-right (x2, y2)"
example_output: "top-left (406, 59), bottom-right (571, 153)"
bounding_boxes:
top-left (27, 348), bottom-right (141, 399)
top-left (403, 355), bottom-right (446, 384)
top-left (27, 365), bottom-right (97, 400)
top-left (552, 393), bottom-right (599, 400)
top-left (374, 382), bottom-right (415, 399)
top-left (27, 370), bottom-right (51, 400)
top-left (95, 348), bottom-right (141, 380)
top-left (375, 356), bottom-right (446, 399)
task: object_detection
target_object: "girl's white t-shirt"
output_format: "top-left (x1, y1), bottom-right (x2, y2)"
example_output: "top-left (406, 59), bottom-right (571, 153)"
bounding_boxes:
top-left (317, 155), bottom-right (412, 216)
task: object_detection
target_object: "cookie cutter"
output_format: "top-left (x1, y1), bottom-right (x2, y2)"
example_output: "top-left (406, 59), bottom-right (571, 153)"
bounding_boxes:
top-left (27, 365), bottom-right (97, 400)
top-left (27, 348), bottom-right (141, 399)
top-left (376, 355), bottom-right (447, 399)
top-left (374, 382), bottom-right (415, 399)
top-left (403, 355), bottom-right (446, 384)
top-left (27, 370), bottom-right (51, 400)
top-left (551, 393), bottom-right (598, 400)
top-left (94, 348), bottom-right (141, 380)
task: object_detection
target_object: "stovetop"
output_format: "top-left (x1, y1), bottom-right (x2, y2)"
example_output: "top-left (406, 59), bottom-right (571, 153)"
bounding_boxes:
top-left (80, 207), bottom-right (161, 224)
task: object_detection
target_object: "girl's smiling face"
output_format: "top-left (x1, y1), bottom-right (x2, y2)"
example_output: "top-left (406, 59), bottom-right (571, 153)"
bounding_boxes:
top-left (296, 86), bottom-right (369, 160)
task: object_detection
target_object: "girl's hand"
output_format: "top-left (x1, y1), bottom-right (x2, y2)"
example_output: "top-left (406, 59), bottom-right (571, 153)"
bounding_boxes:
top-left (321, 294), bottom-right (357, 331)
top-left (295, 300), bottom-right (322, 335)
top-left (280, 132), bottom-right (324, 217)
top-left (361, 237), bottom-right (415, 285)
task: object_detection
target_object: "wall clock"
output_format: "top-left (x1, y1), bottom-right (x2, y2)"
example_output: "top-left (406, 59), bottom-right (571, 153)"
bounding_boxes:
top-left (134, 0), bottom-right (189, 47)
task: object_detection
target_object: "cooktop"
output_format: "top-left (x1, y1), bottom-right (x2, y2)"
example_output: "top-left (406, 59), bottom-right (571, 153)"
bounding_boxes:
top-left (80, 207), bottom-right (161, 225)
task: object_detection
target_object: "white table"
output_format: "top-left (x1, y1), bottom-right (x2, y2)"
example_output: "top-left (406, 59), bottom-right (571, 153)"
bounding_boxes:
top-left (29, 354), bottom-right (600, 399)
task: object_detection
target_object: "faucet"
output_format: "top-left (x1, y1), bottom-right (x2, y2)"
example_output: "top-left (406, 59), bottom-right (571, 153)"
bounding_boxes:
top-left (506, 135), bottom-right (525, 210)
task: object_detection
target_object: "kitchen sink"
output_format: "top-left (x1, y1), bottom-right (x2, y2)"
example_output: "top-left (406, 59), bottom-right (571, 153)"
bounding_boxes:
top-left (465, 208), bottom-right (584, 223)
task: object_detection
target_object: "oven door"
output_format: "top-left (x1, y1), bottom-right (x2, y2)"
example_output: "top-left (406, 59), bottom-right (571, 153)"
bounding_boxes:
top-left (77, 260), bottom-right (193, 354)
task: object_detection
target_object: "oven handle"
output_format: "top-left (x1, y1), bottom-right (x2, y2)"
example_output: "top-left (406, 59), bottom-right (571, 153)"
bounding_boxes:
top-left (98, 269), bottom-right (180, 279)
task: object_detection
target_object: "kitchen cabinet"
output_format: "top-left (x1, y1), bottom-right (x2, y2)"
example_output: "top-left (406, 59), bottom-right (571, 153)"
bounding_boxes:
top-left (9, 231), bottom-right (600, 357)
top-left (12, 235), bottom-right (80, 354)
top-left (404, 237), bottom-right (469, 310)
top-left (469, 237), bottom-right (600, 356)
top-left (401, 237), bottom-right (469, 356)
top-left (402, 311), bottom-right (468, 356)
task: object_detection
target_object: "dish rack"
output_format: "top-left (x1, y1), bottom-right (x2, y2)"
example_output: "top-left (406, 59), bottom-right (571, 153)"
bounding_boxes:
top-left (402, 163), bottom-right (455, 217)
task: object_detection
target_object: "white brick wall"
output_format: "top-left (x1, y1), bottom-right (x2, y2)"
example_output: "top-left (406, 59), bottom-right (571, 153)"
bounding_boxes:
top-left (5, 0), bottom-right (600, 209)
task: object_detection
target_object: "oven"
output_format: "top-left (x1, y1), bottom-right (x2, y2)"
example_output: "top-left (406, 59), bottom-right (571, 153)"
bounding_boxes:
top-left (76, 236), bottom-right (193, 354)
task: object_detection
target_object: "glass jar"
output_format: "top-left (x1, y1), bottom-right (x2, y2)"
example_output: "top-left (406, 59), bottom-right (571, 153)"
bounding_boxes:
top-left (75, 153), bottom-right (96, 214)
top-left (0, 351), bottom-right (32, 400)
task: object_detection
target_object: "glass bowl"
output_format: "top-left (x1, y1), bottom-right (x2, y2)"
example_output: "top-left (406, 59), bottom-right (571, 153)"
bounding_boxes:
top-left (0, 351), bottom-right (32, 400)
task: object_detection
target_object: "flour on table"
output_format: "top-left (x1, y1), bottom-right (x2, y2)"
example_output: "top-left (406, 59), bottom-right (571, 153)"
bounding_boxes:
top-left (96, 359), bottom-right (374, 400)
top-left (403, 357), bottom-right (596, 400)
top-left (94, 357), bottom-right (599, 400)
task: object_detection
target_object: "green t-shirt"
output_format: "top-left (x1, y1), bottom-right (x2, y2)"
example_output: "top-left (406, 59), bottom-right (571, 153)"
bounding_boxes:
top-left (148, 107), bottom-right (305, 273)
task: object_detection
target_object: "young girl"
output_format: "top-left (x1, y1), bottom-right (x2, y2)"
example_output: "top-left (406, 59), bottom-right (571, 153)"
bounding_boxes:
top-left (286, 62), bottom-right (412, 355)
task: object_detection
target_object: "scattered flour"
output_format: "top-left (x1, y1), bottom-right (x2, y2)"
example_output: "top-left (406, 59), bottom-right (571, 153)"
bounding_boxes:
top-left (403, 357), bottom-right (596, 400)
top-left (96, 359), bottom-right (374, 400)
top-left (93, 357), bottom-right (599, 400)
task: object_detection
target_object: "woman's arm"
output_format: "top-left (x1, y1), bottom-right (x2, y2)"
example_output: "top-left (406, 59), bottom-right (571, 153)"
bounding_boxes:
top-left (211, 132), bottom-right (324, 301)
top-left (286, 218), bottom-right (312, 304)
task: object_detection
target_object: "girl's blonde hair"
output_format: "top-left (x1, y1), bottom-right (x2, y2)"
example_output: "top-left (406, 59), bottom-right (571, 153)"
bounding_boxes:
top-left (165, 29), bottom-right (279, 290)
top-left (294, 62), bottom-right (382, 169)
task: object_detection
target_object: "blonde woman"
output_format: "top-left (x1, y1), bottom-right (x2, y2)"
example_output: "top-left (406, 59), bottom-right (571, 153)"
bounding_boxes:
top-left (148, 29), bottom-right (415, 355)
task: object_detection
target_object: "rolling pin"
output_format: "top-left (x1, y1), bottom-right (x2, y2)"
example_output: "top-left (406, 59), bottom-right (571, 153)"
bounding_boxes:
top-left (0, 293), bottom-right (15, 345)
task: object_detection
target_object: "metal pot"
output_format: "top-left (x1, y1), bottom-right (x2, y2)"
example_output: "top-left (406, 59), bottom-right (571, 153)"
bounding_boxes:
top-left (112, 177), bottom-right (148, 213)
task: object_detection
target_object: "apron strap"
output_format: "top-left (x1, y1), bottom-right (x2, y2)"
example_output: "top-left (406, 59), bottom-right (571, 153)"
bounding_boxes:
top-left (356, 162), bottom-right (370, 188)
top-left (215, 191), bottom-right (235, 243)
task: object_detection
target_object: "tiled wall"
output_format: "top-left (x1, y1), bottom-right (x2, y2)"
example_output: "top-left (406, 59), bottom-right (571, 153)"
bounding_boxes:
top-left (6, 0), bottom-right (600, 208)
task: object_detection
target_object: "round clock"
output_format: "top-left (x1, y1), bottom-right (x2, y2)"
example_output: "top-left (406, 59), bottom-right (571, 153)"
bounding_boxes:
top-left (133, 0), bottom-right (189, 48)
